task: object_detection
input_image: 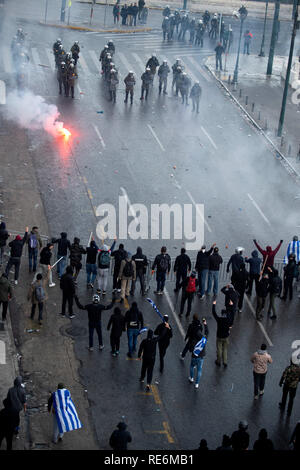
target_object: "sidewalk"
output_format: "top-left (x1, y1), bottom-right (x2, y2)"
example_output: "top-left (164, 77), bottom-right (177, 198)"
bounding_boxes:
top-left (205, 53), bottom-right (300, 175)
top-left (0, 114), bottom-right (98, 450)
top-left (78, 0), bottom-right (294, 21)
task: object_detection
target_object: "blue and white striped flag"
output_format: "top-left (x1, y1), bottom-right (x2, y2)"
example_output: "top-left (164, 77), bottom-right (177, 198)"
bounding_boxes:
top-left (284, 240), bottom-right (300, 264)
top-left (146, 298), bottom-right (164, 321)
top-left (52, 388), bottom-right (82, 434)
top-left (193, 337), bottom-right (207, 357)
top-left (139, 327), bottom-right (148, 335)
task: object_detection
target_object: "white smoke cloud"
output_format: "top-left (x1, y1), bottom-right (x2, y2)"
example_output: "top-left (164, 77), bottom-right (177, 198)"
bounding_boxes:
top-left (5, 90), bottom-right (65, 137)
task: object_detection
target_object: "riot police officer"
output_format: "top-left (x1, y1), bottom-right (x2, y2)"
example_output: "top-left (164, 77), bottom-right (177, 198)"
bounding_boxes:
top-left (158, 60), bottom-right (170, 95)
top-left (190, 82), bottom-right (202, 113)
top-left (179, 72), bottom-right (191, 105)
top-left (195, 20), bottom-right (205, 47)
top-left (67, 63), bottom-right (78, 98)
top-left (140, 67), bottom-right (152, 101)
top-left (146, 54), bottom-right (159, 76)
top-left (71, 41), bottom-right (80, 66)
top-left (109, 69), bottom-right (119, 103)
top-left (124, 71), bottom-right (136, 104)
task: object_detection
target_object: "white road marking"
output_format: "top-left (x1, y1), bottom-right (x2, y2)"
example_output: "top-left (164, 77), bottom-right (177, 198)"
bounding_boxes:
top-left (201, 126), bottom-right (218, 150)
top-left (132, 52), bottom-right (145, 72)
top-left (147, 124), bottom-right (166, 152)
top-left (186, 190), bottom-right (212, 233)
top-left (247, 193), bottom-right (271, 226)
top-left (88, 50), bottom-right (100, 71)
top-left (93, 124), bottom-right (106, 149)
top-left (164, 288), bottom-right (186, 339)
top-left (244, 295), bottom-right (274, 347)
top-left (0, 80), bottom-right (6, 105)
top-left (120, 187), bottom-right (139, 224)
top-left (45, 48), bottom-right (55, 71)
top-left (77, 53), bottom-right (90, 75)
top-left (118, 51), bottom-right (136, 75)
top-left (2, 46), bottom-right (13, 73)
top-left (186, 56), bottom-right (212, 82)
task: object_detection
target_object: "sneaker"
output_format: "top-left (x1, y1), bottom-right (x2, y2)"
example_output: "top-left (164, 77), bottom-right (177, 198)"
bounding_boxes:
top-left (278, 402), bottom-right (284, 409)
top-left (188, 377), bottom-right (194, 383)
top-left (254, 395), bottom-right (259, 400)
top-left (195, 384), bottom-right (199, 389)
top-left (14, 280), bottom-right (18, 285)
top-left (90, 284), bottom-right (93, 288)
top-left (102, 291), bottom-right (106, 295)
top-left (68, 314), bottom-right (75, 319)
top-left (139, 377), bottom-right (144, 382)
top-left (112, 288), bottom-right (117, 293)
top-left (259, 390), bottom-right (264, 396)
top-left (127, 352), bottom-right (132, 358)
top-left (159, 291), bottom-right (164, 295)
top-left (116, 350), bottom-right (120, 355)
top-left (223, 363), bottom-right (228, 368)
top-left (87, 347), bottom-right (94, 351)
top-left (99, 345), bottom-right (104, 350)
top-left (49, 283), bottom-right (56, 288)
top-left (270, 315), bottom-right (277, 319)
top-left (117, 289), bottom-right (121, 293)
top-left (199, 295), bottom-right (205, 300)
top-left (146, 384), bottom-right (151, 391)
top-left (111, 352), bottom-right (117, 357)
top-left (180, 353), bottom-right (185, 360)
top-left (59, 313), bottom-right (66, 317)
top-left (154, 290), bottom-right (160, 294)
top-left (38, 321), bottom-right (43, 326)
top-left (215, 360), bottom-right (221, 367)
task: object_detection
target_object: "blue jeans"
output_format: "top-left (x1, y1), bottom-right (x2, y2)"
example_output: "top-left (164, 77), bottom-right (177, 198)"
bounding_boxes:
top-left (207, 270), bottom-right (219, 295)
top-left (127, 328), bottom-right (139, 355)
top-left (190, 357), bottom-right (204, 385)
top-left (57, 255), bottom-right (67, 278)
top-left (28, 248), bottom-right (38, 271)
top-left (156, 271), bottom-right (166, 292)
top-left (86, 263), bottom-right (97, 284)
top-left (198, 269), bottom-right (208, 296)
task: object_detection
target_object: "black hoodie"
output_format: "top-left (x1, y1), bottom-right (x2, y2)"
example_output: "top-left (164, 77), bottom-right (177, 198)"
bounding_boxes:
top-left (86, 240), bottom-right (99, 264)
top-left (132, 247), bottom-right (148, 273)
top-left (109, 422), bottom-right (132, 450)
top-left (40, 243), bottom-right (53, 265)
top-left (53, 232), bottom-right (71, 257)
top-left (0, 222), bottom-right (9, 248)
top-left (138, 328), bottom-right (167, 361)
top-left (111, 246), bottom-right (127, 271)
top-left (70, 237), bottom-right (86, 265)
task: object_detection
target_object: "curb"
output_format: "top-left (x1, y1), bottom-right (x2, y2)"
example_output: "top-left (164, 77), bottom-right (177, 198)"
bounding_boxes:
top-left (39, 21), bottom-right (152, 33)
top-left (204, 59), bottom-right (300, 183)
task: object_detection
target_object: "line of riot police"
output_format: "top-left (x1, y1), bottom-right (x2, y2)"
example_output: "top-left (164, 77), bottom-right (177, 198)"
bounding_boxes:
top-left (11, 28), bottom-right (30, 90)
top-left (53, 38), bottom-right (79, 98)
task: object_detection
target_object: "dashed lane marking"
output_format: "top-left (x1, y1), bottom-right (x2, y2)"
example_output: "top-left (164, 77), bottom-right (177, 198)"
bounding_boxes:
top-left (247, 193), bottom-right (272, 227)
top-left (147, 124), bottom-right (166, 152)
top-left (200, 125), bottom-right (218, 150)
top-left (244, 295), bottom-right (274, 347)
top-left (93, 124), bottom-right (106, 149)
top-left (164, 288), bottom-right (185, 339)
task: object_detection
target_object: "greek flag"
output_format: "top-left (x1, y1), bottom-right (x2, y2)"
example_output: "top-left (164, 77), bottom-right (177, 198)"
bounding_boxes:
top-left (139, 327), bottom-right (148, 335)
top-left (52, 388), bottom-right (82, 434)
top-left (146, 298), bottom-right (164, 321)
top-left (284, 240), bottom-right (300, 264)
top-left (193, 337), bottom-right (207, 357)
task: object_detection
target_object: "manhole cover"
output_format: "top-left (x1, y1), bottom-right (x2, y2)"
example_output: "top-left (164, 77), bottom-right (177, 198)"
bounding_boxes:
top-left (59, 325), bottom-right (87, 338)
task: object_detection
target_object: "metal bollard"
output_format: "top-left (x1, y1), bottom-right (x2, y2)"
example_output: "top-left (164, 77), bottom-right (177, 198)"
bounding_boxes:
top-left (252, 103), bottom-right (255, 112)
top-left (288, 144), bottom-right (291, 156)
top-left (228, 75), bottom-right (231, 84)
top-left (265, 119), bottom-right (268, 130)
top-left (245, 96), bottom-right (248, 105)
top-left (258, 111), bottom-right (261, 121)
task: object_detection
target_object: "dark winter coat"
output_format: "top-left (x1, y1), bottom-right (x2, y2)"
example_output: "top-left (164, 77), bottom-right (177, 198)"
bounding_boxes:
top-left (111, 246), bottom-right (127, 272)
top-left (284, 260), bottom-right (297, 280)
top-left (39, 244), bottom-right (53, 266)
top-left (0, 222), bottom-right (9, 248)
top-left (195, 248), bottom-right (213, 271)
top-left (138, 329), bottom-right (166, 361)
top-left (212, 304), bottom-right (231, 339)
top-left (227, 253), bottom-right (244, 274)
top-left (209, 253), bottom-right (223, 271)
top-left (85, 241), bottom-right (99, 265)
top-left (125, 305), bottom-right (144, 330)
top-left (191, 324), bottom-right (208, 358)
top-left (268, 269), bottom-right (282, 295)
top-left (6, 377), bottom-right (26, 413)
top-left (0, 275), bottom-right (12, 302)
top-left (231, 429), bottom-right (250, 451)
top-left (0, 402), bottom-right (20, 438)
top-left (132, 247), bottom-right (148, 274)
top-left (109, 422), bottom-right (132, 450)
top-left (70, 238), bottom-right (86, 267)
top-left (154, 322), bottom-right (173, 348)
top-left (174, 253), bottom-right (191, 275)
top-left (245, 250), bottom-right (262, 275)
top-left (256, 277), bottom-right (269, 298)
top-left (60, 272), bottom-right (75, 296)
top-left (152, 253), bottom-right (171, 273)
top-left (75, 297), bottom-right (114, 327)
top-left (107, 311), bottom-right (126, 337)
top-left (253, 437), bottom-right (274, 451)
top-left (8, 232), bottom-right (28, 258)
top-left (53, 232), bottom-right (71, 257)
top-left (231, 265), bottom-right (249, 292)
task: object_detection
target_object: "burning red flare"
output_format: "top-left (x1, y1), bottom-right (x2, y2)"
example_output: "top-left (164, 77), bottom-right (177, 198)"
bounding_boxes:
top-left (58, 127), bottom-right (72, 140)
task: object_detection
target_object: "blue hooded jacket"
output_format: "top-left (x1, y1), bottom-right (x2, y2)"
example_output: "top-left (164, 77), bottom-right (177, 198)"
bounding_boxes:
top-left (245, 250), bottom-right (262, 275)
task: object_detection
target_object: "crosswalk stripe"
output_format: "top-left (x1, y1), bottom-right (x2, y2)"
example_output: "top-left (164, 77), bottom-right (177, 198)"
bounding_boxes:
top-left (186, 56), bottom-right (211, 82)
top-left (118, 52), bottom-right (136, 75)
top-left (132, 52), bottom-right (145, 72)
top-left (46, 48), bottom-right (55, 71)
top-left (77, 53), bottom-right (90, 74)
top-left (88, 50), bottom-right (100, 72)
top-left (2, 46), bottom-right (14, 74)
top-left (31, 48), bottom-right (41, 66)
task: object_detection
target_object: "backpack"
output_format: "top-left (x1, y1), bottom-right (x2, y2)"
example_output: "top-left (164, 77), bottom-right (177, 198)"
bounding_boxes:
top-left (186, 276), bottom-right (196, 293)
top-left (35, 284), bottom-right (45, 302)
top-left (99, 251), bottom-right (110, 267)
top-left (193, 336), bottom-right (207, 356)
top-left (123, 260), bottom-right (134, 277)
top-left (29, 233), bottom-right (37, 249)
top-left (159, 255), bottom-right (169, 272)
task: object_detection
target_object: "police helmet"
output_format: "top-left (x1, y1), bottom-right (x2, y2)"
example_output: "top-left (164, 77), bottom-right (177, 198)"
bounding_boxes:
top-left (165, 16), bottom-right (169, 20)
top-left (152, 53), bottom-right (156, 57)
top-left (129, 71), bottom-right (134, 74)
top-left (70, 58), bottom-right (75, 63)
top-left (198, 19), bottom-right (203, 23)
top-left (146, 67), bottom-right (151, 71)
top-left (74, 41), bottom-right (79, 45)
top-left (59, 44), bottom-right (63, 49)
top-left (163, 60), bottom-right (167, 64)
top-left (111, 69), bottom-right (116, 73)
top-left (69, 63), bottom-right (74, 69)
top-left (177, 66), bottom-right (182, 71)
top-left (93, 294), bottom-right (100, 304)
top-left (57, 38), bottom-right (62, 43)
top-left (61, 61), bottom-right (65, 66)
top-left (176, 58), bottom-right (181, 63)
top-left (235, 247), bottom-right (244, 254)
top-left (108, 39), bottom-right (113, 44)
top-left (104, 45), bottom-right (109, 49)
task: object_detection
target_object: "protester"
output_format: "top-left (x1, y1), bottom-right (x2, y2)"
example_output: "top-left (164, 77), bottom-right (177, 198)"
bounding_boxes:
top-left (118, 252), bottom-right (136, 302)
top-left (131, 247), bottom-right (148, 296)
top-left (245, 250), bottom-right (262, 296)
top-left (111, 243), bottom-right (127, 293)
top-left (154, 314), bottom-right (173, 373)
top-left (38, 242), bottom-right (55, 287)
top-left (253, 239), bottom-right (283, 269)
top-left (206, 246), bottom-right (223, 296)
top-left (85, 237), bottom-right (99, 288)
top-left (109, 422), bottom-right (132, 450)
top-left (27, 266), bottom-right (50, 325)
top-left (198, 439), bottom-right (209, 451)
top-left (227, 247), bottom-right (244, 277)
top-left (152, 246), bottom-right (171, 295)
top-left (125, 302), bottom-right (144, 357)
top-left (0, 221), bottom-right (9, 266)
top-left (174, 247), bottom-right (191, 292)
top-left (59, 265), bottom-right (76, 319)
top-left (253, 428), bottom-right (274, 451)
top-left (5, 227), bottom-right (28, 284)
top-left (69, 237), bottom-right (86, 283)
top-left (97, 238), bottom-right (116, 296)
top-left (267, 266), bottom-right (282, 319)
top-left (27, 226), bottom-right (42, 273)
top-left (231, 262), bottom-right (248, 312)
top-left (289, 421), bottom-right (300, 451)
top-left (188, 318), bottom-right (208, 389)
top-left (255, 273), bottom-right (269, 321)
top-left (75, 293), bottom-right (115, 351)
top-left (5, 376), bottom-right (27, 437)
top-left (231, 421), bottom-right (250, 451)
top-left (279, 359), bottom-right (300, 416)
top-left (284, 235), bottom-right (300, 265)
top-left (212, 300), bottom-right (232, 368)
top-left (107, 307), bottom-right (126, 356)
top-left (48, 383), bottom-right (82, 444)
top-left (179, 270), bottom-right (198, 317)
top-left (0, 273), bottom-right (12, 322)
top-left (216, 434), bottom-right (233, 451)
top-left (53, 232), bottom-right (71, 279)
top-left (0, 399), bottom-right (19, 450)
top-left (180, 314), bottom-right (203, 359)
top-left (251, 343), bottom-right (273, 399)
top-left (281, 253), bottom-right (297, 301)
top-left (138, 323), bottom-right (170, 390)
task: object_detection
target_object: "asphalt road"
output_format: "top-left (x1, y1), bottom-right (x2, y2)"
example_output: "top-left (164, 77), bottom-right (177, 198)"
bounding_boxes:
top-left (1, 4), bottom-right (300, 450)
